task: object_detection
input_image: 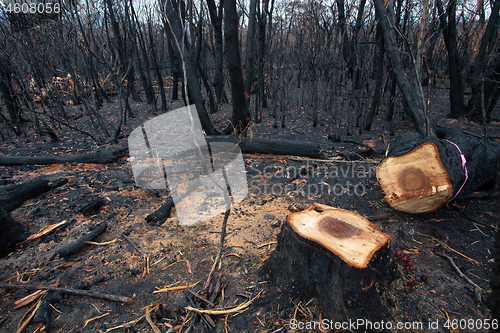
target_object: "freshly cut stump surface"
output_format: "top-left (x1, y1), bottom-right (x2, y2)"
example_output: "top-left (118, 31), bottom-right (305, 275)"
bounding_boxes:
top-left (263, 203), bottom-right (396, 330)
top-left (287, 203), bottom-right (390, 268)
top-left (377, 142), bottom-right (453, 213)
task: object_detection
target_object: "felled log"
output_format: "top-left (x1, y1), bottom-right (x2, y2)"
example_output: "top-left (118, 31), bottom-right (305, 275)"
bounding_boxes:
top-left (77, 198), bottom-right (105, 216)
top-left (206, 136), bottom-right (321, 158)
top-left (377, 128), bottom-right (500, 213)
top-left (0, 206), bottom-right (24, 258)
top-left (0, 177), bottom-right (67, 258)
top-left (0, 178), bottom-right (67, 212)
top-left (145, 198), bottom-right (174, 224)
top-left (262, 203), bottom-right (395, 327)
top-left (0, 144), bottom-right (127, 165)
top-left (56, 222), bottom-right (107, 257)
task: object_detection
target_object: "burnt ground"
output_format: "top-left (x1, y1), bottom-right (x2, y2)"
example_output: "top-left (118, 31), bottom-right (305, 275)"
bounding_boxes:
top-left (0, 84), bottom-right (499, 333)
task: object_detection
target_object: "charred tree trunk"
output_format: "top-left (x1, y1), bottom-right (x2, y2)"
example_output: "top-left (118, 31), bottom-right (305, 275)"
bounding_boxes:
top-left (262, 203), bottom-right (395, 328)
top-left (167, 33), bottom-right (181, 101)
top-left (436, 0), bottom-right (465, 118)
top-left (104, 0), bottom-right (142, 102)
top-left (163, 0), bottom-right (219, 135)
top-left (257, 0), bottom-right (270, 109)
top-left (129, 0), bottom-right (154, 106)
top-left (148, 20), bottom-right (167, 111)
top-left (0, 56), bottom-right (22, 135)
top-left (224, 0), bottom-right (250, 135)
top-left (0, 178), bottom-right (67, 257)
top-left (373, 0), bottom-right (427, 136)
top-left (467, 0), bottom-right (500, 121)
top-left (206, 0), bottom-right (226, 105)
top-left (377, 128), bottom-right (500, 213)
top-left (0, 144), bottom-right (127, 166)
top-left (351, 0), bottom-right (367, 89)
top-left (244, 0), bottom-right (258, 100)
top-left (364, 24), bottom-right (385, 131)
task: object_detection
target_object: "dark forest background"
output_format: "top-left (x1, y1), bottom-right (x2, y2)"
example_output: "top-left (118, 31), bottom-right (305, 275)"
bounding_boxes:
top-left (0, 0), bottom-right (498, 141)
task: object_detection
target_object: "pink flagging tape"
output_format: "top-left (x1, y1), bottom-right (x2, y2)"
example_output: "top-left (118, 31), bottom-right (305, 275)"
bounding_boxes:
top-left (442, 139), bottom-right (468, 202)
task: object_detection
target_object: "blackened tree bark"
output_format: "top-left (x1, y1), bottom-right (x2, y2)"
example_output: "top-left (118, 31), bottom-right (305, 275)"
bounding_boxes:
top-left (224, 0), bottom-right (250, 135)
top-left (386, 0), bottom-right (403, 123)
top-left (436, 0), bottom-right (465, 118)
top-left (244, 0), bottom-right (258, 99)
top-left (257, 0), bottom-right (271, 109)
top-left (129, 0), bottom-right (154, 105)
top-left (467, 0), bottom-right (500, 120)
top-left (336, 0), bottom-right (353, 80)
top-left (483, 55), bottom-right (500, 122)
top-left (167, 33), bottom-right (181, 101)
top-left (206, 0), bottom-right (226, 104)
top-left (147, 18), bottom-right (167, 111)
top-left (351, 0), bottom-right (367, 88)
top-left (104, 0), bottom-right (142, 102)
top-left (373, 0), bottom-right (427, 136)
top-left (364, 24), bottom-right (384, 131)
top-left (163, 0), bottom-right (219, 135)
top-left (0, 57), bottom-right (21, 134)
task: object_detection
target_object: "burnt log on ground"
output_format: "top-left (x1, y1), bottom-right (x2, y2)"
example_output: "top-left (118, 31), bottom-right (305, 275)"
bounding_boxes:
top-left (0, 144), bottom-right (127, 166)
top-left (0, 177), bottom-right (67, 257)
top-left (377, 128), bottom-right (500, 213)
top-left (56, 222), bottom-right (107, 257)
top-left (206, 136), bottom-right (321, 158)
top-left (145, 198), bottom-right (174, 224)
top-left (262, 203), bottom-right (396, 331)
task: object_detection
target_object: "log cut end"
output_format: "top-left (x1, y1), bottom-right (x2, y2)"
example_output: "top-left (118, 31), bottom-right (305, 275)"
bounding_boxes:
top-left (287, 203), bottom-right (390, 269)
top-left (377, 143), bottom-right (453, 213)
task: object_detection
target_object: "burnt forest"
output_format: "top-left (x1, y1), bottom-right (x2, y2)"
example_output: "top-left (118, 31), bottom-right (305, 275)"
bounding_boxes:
top-left (0, 0), bottom-right (500, 332)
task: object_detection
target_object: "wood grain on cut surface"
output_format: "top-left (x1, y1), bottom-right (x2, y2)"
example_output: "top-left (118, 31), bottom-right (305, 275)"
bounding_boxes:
top-left (377, 142), bottom-right (453, 213)
top-left (287, 203), bottom-right (389, 268)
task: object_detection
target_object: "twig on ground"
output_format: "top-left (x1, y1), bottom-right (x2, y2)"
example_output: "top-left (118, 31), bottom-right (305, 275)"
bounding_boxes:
top-left (153, 281), bottom-right (201, 293)
top-left (185, 291), bottom-right (262, 316)
top-left (435, 253), bottom-right (482, 302)
top-left (451, 204), bottom-right (498, 232)
top-left (122, 234), bottom-right (149, 275)
top-left (0, 283), bottom-right (133, 304)
top-left (416, 233), bottom-right (482, 266)
top-left (145, 307), bottom-right (161, 333)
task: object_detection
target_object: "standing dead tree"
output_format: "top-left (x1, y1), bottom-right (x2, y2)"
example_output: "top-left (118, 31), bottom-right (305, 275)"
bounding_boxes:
top-left (162, 0), bottom-right (219, 135)
top-left (373, 0), bottom-right (427, 136)
top-left (224, 0), bottom-right (251, 135)
top-left (467, 0), bottom-right (500, 122)
top-left (436, 0), bottom-right (465, 119)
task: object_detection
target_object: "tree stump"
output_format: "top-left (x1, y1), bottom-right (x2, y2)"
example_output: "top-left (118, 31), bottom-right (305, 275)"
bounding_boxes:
top-left (377, 128), bottom-right (500, 213)
top-left (262, 203), bottom-right (395, 329)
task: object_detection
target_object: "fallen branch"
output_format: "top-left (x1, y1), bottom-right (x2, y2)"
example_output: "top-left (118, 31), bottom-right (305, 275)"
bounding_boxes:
top-left (0, 144), bottom-right (126, 166)
top-left (451, 204), bottom-right (499, 232)
top-left (153, 280), bottom-right (201, 293)
top-left (122, 234), bottom-right (149, 275)
top-left (185, 291), bottom-right (261, 316)
top-left (435, 253), bottom-right (482, 302)
top-left (0, 283), bottom-right (133, 304)
top-left (145, 307), bottom-right (161, 333)
top-left (417, 232), bottom-right (482, 265)
top-left (56, 223), bottom-right (108, 257)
